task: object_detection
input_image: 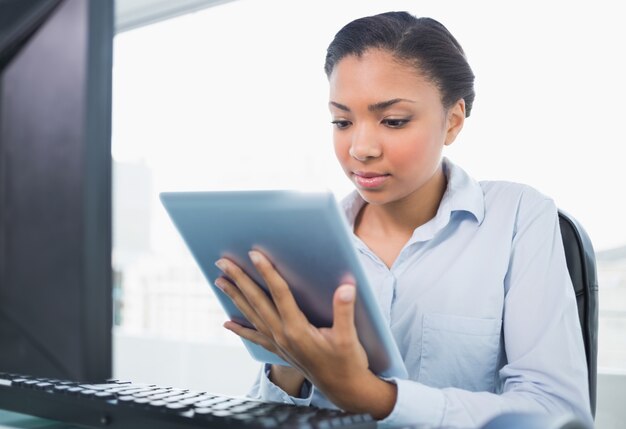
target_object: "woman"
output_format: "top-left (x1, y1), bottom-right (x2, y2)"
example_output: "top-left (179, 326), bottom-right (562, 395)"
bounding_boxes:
top-left (213, 12), bottom-right (593, 428)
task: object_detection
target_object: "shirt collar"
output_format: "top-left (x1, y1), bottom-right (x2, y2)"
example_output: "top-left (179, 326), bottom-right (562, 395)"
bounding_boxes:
top-left (438, 157), bottom-right (485, 225)
top-left (341, 157), bottom-right (485, 241)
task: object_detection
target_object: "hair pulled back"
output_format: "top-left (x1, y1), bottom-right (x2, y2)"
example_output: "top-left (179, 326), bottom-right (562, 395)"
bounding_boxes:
top-left (325, 12), bottom-right (475, 117)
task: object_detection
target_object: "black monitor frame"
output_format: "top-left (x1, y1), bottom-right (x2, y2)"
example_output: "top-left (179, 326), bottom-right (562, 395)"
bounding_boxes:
top-left (0, 0), bottom-right (113, 382)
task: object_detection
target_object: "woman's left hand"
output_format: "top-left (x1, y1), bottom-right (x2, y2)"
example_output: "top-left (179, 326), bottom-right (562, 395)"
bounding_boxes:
top-left (214, 250), bottom-right (396, 418)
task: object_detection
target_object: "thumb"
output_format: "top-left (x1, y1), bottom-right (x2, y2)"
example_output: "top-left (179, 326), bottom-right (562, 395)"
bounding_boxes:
top-left (332, 284), bottom-right (357, 340)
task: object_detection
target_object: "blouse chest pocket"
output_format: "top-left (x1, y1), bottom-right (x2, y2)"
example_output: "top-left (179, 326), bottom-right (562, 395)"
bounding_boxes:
top-left (418, 313), bottom-right (502, 392)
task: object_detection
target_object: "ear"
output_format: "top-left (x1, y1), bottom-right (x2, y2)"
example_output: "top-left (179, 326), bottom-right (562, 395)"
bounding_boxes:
top-left (444, 99), bottom-right (466, 146)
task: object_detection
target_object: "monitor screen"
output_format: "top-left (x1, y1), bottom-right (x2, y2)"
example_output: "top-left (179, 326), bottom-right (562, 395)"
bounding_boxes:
top-left (0, 0), bottom-right (113, 382)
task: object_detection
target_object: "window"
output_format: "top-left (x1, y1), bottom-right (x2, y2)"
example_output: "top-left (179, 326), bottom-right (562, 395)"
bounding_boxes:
top-left (112, 0), bottom-right (626, 372)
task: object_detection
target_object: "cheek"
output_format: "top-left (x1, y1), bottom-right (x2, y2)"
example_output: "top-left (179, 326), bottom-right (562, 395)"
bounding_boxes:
top-left (387, 130), bottom-right (442, 176)
top-left (389, 144), bottom-right (425, 172)
top-left (333, 134), bottom-right (351, 168)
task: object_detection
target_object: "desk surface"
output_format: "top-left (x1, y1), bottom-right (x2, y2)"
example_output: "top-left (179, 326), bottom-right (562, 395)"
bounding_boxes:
top-left (0, 410), bottom-right (81, 429)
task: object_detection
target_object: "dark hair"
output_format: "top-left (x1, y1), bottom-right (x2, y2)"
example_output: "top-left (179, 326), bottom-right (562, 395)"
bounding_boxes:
top-left (324, 12), bottom-right (475, 117)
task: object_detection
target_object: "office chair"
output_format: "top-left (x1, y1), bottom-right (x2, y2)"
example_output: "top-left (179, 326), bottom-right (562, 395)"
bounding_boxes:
top-left (558, 210), bottom-right (599, 417)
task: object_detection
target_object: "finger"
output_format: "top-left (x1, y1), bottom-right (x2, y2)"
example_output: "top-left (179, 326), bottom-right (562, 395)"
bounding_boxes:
top-left (215, 258), bottom-right (282, 330)
top-left (331, 284), bottom-right (358, 342)
top-left (215, 276), bottom-right (273, 338)
top-left (248, 250), bottom-right (308, 324)
top-left (223, 320), bottom-right (278, 353)
top-left (224, 321), bottom-right (304, 371)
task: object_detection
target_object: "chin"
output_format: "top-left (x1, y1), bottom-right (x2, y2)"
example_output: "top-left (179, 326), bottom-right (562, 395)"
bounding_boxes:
top-left (356, 188), bottom-right (397, 206)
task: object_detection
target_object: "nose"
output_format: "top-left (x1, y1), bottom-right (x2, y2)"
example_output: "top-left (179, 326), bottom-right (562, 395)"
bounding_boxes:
top-left (349, 124), bottom-right (382, 161)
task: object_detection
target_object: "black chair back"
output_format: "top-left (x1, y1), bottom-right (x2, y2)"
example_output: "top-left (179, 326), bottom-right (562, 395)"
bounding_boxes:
top-left (558, 210), bottom-right (599, 417)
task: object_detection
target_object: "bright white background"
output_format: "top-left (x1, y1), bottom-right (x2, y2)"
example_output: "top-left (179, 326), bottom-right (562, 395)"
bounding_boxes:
top-left (112, 0), bottom-right (626, 253)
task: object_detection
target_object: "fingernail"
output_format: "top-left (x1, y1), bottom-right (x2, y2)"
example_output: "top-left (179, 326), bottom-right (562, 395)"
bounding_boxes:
top-left (338, 285), bottom-right (355, 302)
top-left (215, 260), bottom-right (226, 271)
top-left (248, 251), bottom-right (261, 264)
top-left (215, 279), bottom-right (225, 291)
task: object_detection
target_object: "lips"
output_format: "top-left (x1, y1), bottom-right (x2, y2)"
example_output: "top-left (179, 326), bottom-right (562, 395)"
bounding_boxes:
top-left (353, 171), bottom-right (390, 189)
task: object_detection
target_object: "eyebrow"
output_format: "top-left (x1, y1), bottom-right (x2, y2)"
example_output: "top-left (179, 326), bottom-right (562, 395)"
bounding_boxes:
top-left (329, 98), bottom-right (415, 113)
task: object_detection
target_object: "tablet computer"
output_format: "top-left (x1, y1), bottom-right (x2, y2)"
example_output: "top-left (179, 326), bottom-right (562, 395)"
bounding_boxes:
top-left (160, 190), bottom-right (407, 379)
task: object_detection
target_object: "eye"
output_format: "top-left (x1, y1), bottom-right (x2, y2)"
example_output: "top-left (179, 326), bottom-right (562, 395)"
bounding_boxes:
top-left (331, 120), bottom-right (352, 130)
top-left (382, 118), bottom-right (410, 128)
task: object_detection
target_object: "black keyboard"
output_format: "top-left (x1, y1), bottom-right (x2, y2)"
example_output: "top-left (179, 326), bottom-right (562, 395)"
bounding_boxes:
top-left (0, 373), bottom-right (375, 429)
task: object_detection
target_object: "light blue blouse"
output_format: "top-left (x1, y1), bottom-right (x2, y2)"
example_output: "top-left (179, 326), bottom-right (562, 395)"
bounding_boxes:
top-left (248, 157), bottom-right (593, 428)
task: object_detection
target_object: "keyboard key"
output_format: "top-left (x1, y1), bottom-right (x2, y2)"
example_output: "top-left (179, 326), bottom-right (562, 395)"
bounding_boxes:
top-left (189, 394), bottom-right (217, 402)
top-left (194, 397), bottom-right (229, 408)
top-left (146, 390), bottom-right (187, 400)
top-left (79, 383), bottom-right (123, 391)
top-left (117, 395), bottom-right (135, 403)
top-left (133, 398), bottom-right (152, 405)
top-left (162, 392), bottom-right (202, 403)
top-left (113, 387), bottom-right (157, 395)
top-left (132, 388), bottom-right (170, 398)
top-left (223, 398), bottom-right (251, 407)
top-left (34, 382), bottom-right (53, 390)
top-left (148, 400), bottom-right (167, 408)
top-left (178, 396), bottom-right (213, 406)
top-left (10, 378), bottom-right (28, 386)
top-left (209, 401), bottom-right (235, 411)
top-left (165, 402), bottom-right (191, 412)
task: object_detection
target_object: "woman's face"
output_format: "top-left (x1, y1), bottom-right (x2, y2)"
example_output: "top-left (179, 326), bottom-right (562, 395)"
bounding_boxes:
top-left (328, 49), bottom-right (464, 206)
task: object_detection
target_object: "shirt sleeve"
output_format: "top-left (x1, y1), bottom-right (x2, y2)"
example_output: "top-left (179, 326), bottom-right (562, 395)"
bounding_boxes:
top-left (379, 195), bottom-right (593, 428)
top-left (247, 364), bottom-right (314, 407)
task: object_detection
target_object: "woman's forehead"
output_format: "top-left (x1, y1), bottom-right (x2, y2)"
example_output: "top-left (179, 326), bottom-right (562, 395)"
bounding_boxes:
top-left (329, 49), bottom-right (441, 106)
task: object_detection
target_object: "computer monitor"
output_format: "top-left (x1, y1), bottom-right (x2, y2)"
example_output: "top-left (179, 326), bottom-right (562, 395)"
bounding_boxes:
top-left (0, 0), bottom-right (113, 382)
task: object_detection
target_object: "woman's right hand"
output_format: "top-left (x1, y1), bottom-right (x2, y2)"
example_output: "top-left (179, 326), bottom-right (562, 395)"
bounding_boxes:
top-left (269, 364), bottom-right (306, 397)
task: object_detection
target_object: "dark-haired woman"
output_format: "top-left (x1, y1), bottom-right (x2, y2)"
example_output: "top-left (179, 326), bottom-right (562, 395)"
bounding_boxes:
top-left (213, 12), bottom-right (593, 428)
